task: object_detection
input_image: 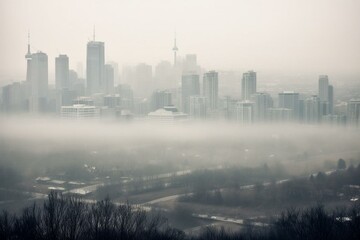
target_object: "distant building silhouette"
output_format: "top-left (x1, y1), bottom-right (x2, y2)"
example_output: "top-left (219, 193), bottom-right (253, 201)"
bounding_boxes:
top-left (203, 71), bottom-right (219, 111)
top-left (181, 74), bottom-right (200, 113)
top-left (241, 71), bottom-right (256, 100)
top-left (86, 41), bottom-right (105, 94)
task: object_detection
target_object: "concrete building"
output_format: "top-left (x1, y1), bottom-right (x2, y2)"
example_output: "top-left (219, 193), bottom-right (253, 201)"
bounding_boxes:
top-left (181, 74), bottom-right (200, 113)
top-left (251, 92), bottom-right (273, 122)
top-left (241, 71), bottom-right (256, 100)
top-left (55, 54), bottom-right (69, 90)
top-left (203, 71), bottom-right (218, 111)
top-left (86, 41), bottom-right (105, 94)
top-left (29, 52), bottom-right (48, 112)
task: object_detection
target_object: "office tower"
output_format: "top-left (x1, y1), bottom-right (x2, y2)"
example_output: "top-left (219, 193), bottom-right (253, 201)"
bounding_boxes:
top-left (318, 75), bottom-right (334, 116)
top-left (181, 74), bottom-right (200, 113)
top-left (347, 99), bottom-right (360, 126)
top-left (151, 90), bottom-right (172, 111)
top-left (189, 96), bottom-right (207, 119)
top-left (241, 71), bottom-right (256, 100)
top-left (235, 101), bottom-right (254, 123)
top-left (328, 85), bottom-right (334, 114)
top-left (267, 108), bottom-right (293, 122)
top-left (318, 75), bottom-right (329, 102)
top-left (55, 55), bottom-right (69, 90)
top-left (278, 91), bottom-right (299, 120)
top-left (29, 52), bottom-right (48, 112)
top-left (203, 71), bottom-right (219, 111)
top-left (251, 92), bottom-right (273, 122)
top-left (104, 64), bottom-right (114, 94)
top-left (304, 95), bottom-right (321, 123)
top-left (86, 41), bottom-right (105, 94)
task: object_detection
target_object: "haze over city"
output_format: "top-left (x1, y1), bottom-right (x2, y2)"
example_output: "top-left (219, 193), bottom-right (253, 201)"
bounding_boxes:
top-left (1, 0), bottom-right (360, 84)
top-left (1, 1), bottom-right (360, 240)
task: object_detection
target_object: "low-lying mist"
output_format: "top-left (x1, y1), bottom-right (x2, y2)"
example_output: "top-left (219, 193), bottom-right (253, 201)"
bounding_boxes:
top-left (1, 116), bottom-right (359, 180)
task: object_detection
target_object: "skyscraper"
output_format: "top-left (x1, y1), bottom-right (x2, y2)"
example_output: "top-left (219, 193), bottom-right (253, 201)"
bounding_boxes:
top-left (251, 92), bottom-right (273, 122)
top-left (278, 91), bottom-right (300, 120)
top-left (86, 41), bottom-right (105, 94)
top-left (203, 71), bottom-right (219, 111)
top-left (318, 75), bottom-right (329, 102)
top-left (241, 71), bottom-right (256, 100)
top-left (29, 52), bottom-right (48, 112)
top-left (55, 54), bottom-right (69, 90)
top-left (181, 74), bottom-right (200, 113)
top-left (328, 85), bottom-right (334, 114)
top-left (318, 75), bottom-right (334, 116)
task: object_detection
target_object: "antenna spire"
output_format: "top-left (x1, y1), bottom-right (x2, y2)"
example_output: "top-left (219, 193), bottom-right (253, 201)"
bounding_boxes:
top-left (25, 30), bottom-right (31, 59)
top-left (172, 30), bottom-right (178, 67)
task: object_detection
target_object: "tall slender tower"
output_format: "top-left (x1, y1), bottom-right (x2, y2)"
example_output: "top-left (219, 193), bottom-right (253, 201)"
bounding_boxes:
top-left (172, 33), bottom-right (178, 66)
top-left (25, 32), bottom-right (32, 82)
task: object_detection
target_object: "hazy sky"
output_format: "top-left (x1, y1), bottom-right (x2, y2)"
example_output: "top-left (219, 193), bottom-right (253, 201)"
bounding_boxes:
top-left (0, 0), bottom-right (360, 84)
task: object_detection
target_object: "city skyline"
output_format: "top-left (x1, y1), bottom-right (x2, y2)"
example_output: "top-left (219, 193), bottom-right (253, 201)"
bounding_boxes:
top-left (1, 0), bottom-right (360, 84)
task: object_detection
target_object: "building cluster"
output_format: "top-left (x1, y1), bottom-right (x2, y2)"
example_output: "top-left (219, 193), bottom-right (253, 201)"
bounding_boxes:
top-left (1, 35), bottom-right (360, 126)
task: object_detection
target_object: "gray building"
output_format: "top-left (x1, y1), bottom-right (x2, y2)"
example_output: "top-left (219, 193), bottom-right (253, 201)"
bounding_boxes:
top-left (181, 74), bottom-right (200, 113)
top-left (29, 52), bottom-right (48, 112)
top-left (304, 95), bottom-right (320, 123)
top-left (278, 91), bottom-right (299, 120)
top-left (241, 71), bottom-right (256, 100)
top-left (151, 90), bottom-right (172, 111)
top-left (251, 92), bottom-right (273, 122)
top-left (203, 71), bottom-right (219, 111)
top-left (86, 41), bottom-right (105, 94)
top-left (55, 54), bottom-right (69, 90)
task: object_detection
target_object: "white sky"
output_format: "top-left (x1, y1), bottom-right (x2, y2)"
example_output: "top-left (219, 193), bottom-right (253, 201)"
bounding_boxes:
top-left (0, 0), bottom-right (360, 84)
